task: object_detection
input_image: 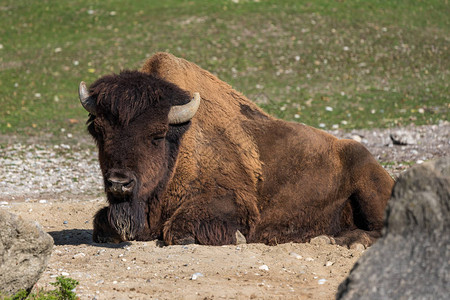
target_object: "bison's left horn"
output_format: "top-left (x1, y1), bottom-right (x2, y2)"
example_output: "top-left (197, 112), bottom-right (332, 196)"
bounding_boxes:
top-left (78, 81), bottom-right (97, 115)
top-left (167, 92), bottom-right (201, 124)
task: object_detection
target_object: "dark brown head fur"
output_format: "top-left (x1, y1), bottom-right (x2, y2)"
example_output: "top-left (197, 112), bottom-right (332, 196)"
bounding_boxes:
top-left (87, 70), bottom-right (191, 241)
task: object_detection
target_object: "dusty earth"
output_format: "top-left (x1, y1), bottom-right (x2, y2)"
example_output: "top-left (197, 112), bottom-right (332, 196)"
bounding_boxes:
top-left (1, 122), bottom-right (449, 299)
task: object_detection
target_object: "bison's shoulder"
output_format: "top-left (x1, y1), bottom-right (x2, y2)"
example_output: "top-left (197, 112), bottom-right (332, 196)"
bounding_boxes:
top-left (141, 52), bottom-right (231, 92)
top-left (141, 52), bottom-right (269, 120)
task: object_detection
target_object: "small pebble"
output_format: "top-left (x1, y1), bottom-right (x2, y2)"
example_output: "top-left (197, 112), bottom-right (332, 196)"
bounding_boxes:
top-left (39, 200), bottom-right (47, 204)
top-left (318, 279), bottom-right (327, 285)
top-left (258, 265), bottom-right (269, 271)
top-left (73, 253), bottom-right (85, 259)
top-left (289, 252), bottom-right (302, 259)
top-left (61, 272), bottom-right (70, 276)
top-left (235, 230), bottom-right (247, 244)
top-left (351, 135), bottom-right (362, 143)
top-left (63, 221), bottom-right (68, 224)
top-left (305, 257), bottom-right (314, 262)
top-left (325, 261), bottom-right (334, 267)
top-left (191, 272), bottom-right (204, 280)
top-left (310, 235), bottom-right (331, 245)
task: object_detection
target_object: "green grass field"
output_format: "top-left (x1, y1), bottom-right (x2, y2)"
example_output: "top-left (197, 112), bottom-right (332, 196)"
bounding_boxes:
top-left (1, 0), bottom-right (448, 137)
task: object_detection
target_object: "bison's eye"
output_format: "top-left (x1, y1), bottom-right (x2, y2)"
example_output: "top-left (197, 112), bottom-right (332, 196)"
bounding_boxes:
top-left (151, 134), bottom-right (166, 146)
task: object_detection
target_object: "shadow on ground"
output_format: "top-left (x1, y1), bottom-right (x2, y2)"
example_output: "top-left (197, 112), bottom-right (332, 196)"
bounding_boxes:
top-left (48, 229), bottom-right (131, 248)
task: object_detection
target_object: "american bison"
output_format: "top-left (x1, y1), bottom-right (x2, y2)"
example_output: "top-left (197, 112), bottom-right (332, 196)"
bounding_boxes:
top-left (79, 52), bottom-right (394, 247)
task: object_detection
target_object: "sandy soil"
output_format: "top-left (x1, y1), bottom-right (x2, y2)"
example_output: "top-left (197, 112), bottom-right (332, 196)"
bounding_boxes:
top-left (2, 123), bottom-right (448, 299)
top-left (7, 199), bottom-right (364, 300)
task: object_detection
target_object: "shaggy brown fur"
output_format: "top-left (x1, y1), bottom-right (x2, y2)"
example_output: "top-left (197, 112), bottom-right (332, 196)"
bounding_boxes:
top-left (87, 52), bottom-right (394, 247)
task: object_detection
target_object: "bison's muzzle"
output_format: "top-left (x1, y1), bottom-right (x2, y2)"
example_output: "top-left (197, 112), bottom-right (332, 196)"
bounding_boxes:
top-left (105, 170), bottom-right (136, 196)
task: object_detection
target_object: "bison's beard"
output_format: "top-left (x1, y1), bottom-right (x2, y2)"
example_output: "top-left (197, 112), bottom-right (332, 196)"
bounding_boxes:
top-left (108, 198), bottom-right (146, 241)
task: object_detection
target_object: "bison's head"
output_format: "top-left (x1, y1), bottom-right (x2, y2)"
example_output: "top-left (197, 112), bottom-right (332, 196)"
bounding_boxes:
top-left (79, 71), bottom-right (200, 240)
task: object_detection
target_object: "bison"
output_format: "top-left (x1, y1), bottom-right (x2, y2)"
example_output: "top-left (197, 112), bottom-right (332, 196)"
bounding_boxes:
top-left (79, 52), bottom-right (394, 247)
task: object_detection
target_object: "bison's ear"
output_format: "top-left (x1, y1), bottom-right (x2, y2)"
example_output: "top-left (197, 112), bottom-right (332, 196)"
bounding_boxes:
top-left (167, 92), bottom-right (201, 124)
top-left (79, 81), bottom-right (97, 115)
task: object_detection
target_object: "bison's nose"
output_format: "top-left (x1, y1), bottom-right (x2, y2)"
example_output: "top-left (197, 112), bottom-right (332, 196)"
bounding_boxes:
top-left (106, 174), bottom-right (135, 195)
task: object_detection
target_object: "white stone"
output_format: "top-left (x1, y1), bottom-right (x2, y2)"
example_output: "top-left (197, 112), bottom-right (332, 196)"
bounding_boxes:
top-left (191, 272), bottom-right (204, 280)
top-left (73, 253), bottom-right (86, 259)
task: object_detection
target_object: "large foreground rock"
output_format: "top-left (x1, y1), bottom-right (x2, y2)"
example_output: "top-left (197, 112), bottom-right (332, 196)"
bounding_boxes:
top-left (0, 210), bottom-right (53, 296)
top-left (336, 157), bottom-right (450, 299)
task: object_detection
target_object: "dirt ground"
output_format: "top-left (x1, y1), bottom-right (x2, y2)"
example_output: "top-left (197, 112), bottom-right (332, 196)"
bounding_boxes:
top-left (7, 200), bottom-right (363, 300)
top-left (2, 123), bottom-right (449, 299)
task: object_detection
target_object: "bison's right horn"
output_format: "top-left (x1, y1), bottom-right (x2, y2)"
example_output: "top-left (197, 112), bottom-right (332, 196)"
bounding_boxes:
top-left (167, 92), bottom-right (201, 124)
top-left (78, 81), bottom-right (96, 115)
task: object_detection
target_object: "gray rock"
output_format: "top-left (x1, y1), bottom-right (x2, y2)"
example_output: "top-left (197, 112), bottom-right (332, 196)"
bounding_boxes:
top-left (390, 130), bottom-right (417, 145)
top-left (0, 210), bottom-right (54, 296)
top-left (337, 157), bottom-right (450, 300)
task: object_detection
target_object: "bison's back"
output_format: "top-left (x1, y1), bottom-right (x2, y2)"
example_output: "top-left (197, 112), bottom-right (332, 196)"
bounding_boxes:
top-left (246, 120), bottom-right (350, 242)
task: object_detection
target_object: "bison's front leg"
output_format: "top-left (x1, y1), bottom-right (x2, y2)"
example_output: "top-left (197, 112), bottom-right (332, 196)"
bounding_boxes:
top-left (163, 200), bottom-right (245, 246)
top-left (93, 207), bottom-right (123, 243)
top-left (163, 213), bottom-right (240, 246)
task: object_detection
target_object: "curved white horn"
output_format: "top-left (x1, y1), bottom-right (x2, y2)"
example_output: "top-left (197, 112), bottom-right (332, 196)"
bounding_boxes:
top-left (167, 92), bottom-right (201, 124)
top-left (78, 81), bottom-right (96, 115)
